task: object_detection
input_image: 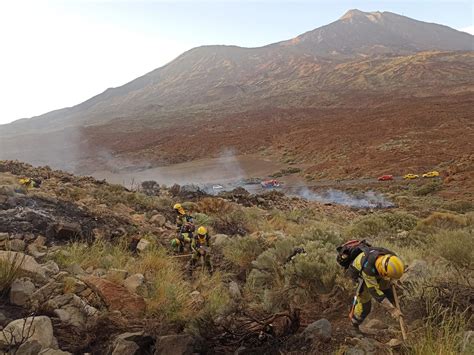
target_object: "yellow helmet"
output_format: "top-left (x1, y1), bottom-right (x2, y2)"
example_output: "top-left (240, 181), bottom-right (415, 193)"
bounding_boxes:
top-left (197, 226), bottom-right (207, 236)
top-left (173, 203), bottom-right (185, 215)
top-left (376, 254), bottom-right (404, 279)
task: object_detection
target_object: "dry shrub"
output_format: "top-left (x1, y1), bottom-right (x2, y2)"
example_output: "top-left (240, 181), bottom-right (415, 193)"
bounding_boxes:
top-left (52, 238), bottom-right (132, 270)
top-left (415, 181), bottom-right (442, 196)
top-left (131, 246), bottom-right (193, 324)
top-left (212, 209), bottom-right (249, 235)
top-left (188, 272), bottom-right (233, 336)
top-left (408, 297), bottom-right (469, 355)
top-left (433, 230), bottom-right (473, 269)
top-left (417, 212), bottom-right (468, 231)
top-left (222, 235), bottom-right (265, 274)
top-left (348, 215), bottom-right (388, 239)
top-left (197, 197), bottom-right (234, 215)
top-left (0, 252), bottom-right (25, 296)
top-left (246, 237), bottom-right (339, 312)
top-left (348, 212), bottom-right (419, 240)
top-left (443, 200), bottom-right (474, 214)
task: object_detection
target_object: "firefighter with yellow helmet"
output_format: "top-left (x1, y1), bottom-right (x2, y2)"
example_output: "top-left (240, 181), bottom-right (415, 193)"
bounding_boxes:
top-left (172, 203), bottom-right (195, 253)
top-left (173, 203), bottom-right (194, 231)
top-left (337, 240), bottom-right (404, 330)
top-left (188, 226), bottom-right (212, 275)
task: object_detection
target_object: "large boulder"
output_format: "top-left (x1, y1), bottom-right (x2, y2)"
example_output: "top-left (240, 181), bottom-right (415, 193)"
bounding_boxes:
top-left (400, 259), bottom-right (428, 284)
top-left (123, 274), bottom-right (145, 294)
top-left (46, 221), bottom-right (82, 240)
top-left (81, 275), bottom-right (146, 317)
top-left (111, 332), bottom-right (154, 355)
top-left (10, 277), bottom-right (36, 306)
top-left (112, 339), bottom-right (139, 355)
top-left (7, 239), bottom-right (26, 252)
top-left (43, 294), bottom-right (98, 329)
top-left (0, 316), bottom-right (56, 349)
top-left (30, 280), bottom-right (63, 308)
top-left (364, 318), bottom-right (388, 330)
top-left (302, 318), bottom-right (332, 342)
top-left (27, 243), bottom-right (47, 258)
top-left (16, 340), bottom-right (43, 355)
top-left (228, 281), bottom-right (242, 301)
top-left (136, 239), bottom-right (151, 252)
top-left (149, 214), bottom-right (166, 227)
top-left (41, 260), bottom-right (60, 277)
top-left (154, 335), bottom-right (195, 355)
top-left (0, 251), bottom-right (46, 280)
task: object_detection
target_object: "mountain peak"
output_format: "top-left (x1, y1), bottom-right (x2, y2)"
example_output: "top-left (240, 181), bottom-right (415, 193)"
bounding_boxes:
top-left (340, 9), bottom-right (383, 22)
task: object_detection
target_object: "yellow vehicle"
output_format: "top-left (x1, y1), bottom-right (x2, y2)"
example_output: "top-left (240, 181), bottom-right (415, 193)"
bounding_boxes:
top-left (422, 171), bottom-right (440, 178)
top-left (403, 173), bottom-right (419, 180)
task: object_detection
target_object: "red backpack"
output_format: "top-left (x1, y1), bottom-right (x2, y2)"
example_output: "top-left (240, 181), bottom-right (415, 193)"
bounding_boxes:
top-left (336, 240), bottom-right (371, 269)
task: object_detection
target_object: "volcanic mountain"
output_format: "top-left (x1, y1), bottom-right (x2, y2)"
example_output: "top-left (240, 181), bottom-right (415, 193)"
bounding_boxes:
top-left (1, 9), bottom-right (473, 179)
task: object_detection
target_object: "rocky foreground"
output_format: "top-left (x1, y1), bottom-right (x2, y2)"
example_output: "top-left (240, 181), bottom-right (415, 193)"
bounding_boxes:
top-left (0, 160), bottom-right (472, 354)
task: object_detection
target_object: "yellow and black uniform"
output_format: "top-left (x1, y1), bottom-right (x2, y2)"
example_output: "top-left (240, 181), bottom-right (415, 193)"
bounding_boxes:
top-left (188, 231), bottom-right (212, 274)
top-left (347, 247), bottom-right (401, 326)
top-left (19, 178), bottom-right (41, 190)
top-left (170, 233), bottom-right (192, 253)
top-left (176, 213), bottom-right (194, 231)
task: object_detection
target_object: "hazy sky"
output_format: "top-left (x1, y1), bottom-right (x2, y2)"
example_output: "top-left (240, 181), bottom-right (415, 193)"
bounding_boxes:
top-left (0, 0), bottom-right (472, 125)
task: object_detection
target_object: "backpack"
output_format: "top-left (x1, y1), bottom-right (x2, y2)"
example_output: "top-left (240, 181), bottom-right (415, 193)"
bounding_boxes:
top-left (336, 240), bottom-right (371, 269)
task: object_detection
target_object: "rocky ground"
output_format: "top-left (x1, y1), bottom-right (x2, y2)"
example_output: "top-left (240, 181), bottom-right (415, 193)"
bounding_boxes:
top-left (0, 160), bottom-right (472, 354)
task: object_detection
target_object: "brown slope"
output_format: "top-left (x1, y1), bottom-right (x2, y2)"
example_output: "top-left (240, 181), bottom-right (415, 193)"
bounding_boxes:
top-left (0, 51), bottom-right (473, 174)
top-left (1, 9), bottom-right (472, 138)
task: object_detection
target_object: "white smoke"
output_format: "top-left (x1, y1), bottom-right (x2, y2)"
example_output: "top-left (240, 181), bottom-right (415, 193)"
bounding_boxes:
top-left (91, 148), bottom-right (247, 190)
top-left (292, 187), bottom-right (394, 208)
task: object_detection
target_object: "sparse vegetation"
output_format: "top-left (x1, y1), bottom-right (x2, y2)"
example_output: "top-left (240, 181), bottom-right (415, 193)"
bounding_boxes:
top-left (270, 167), bottom-right (302, 178)
top-left (1, 160), bottom-right (473, 354)
top-left (0, 253), bottom-right (25, 296)
top-left (415, 181), bottom-right (442, 196)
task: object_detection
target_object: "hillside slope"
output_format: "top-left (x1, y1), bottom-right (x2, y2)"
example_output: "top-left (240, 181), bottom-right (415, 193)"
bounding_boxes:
top-left (0, 10), bottom-right (472, 178)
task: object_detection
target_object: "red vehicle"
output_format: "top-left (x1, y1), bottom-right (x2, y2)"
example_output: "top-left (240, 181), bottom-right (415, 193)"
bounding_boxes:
top-left (378, 175), bottom-right (393, 181)
top-left (261, 179), bottom-right (281, 188)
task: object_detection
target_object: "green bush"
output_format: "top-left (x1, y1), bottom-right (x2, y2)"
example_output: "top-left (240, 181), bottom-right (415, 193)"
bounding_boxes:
top-left (286, 241), bottom-right (340, 294)
top-left (433, 230), bottom-right (473, 269)
top-left (415, 181), bottom-right (442, 196)
top-left (380, 212), bottom-right (418, 231)
top-left (417, 212), bottom-right (468, 232)
top-left (222, 236), bottom-right (265, 274)
top-left (193, 213), bottom-right (213, 228)
top-left (443, 200), bottom-right (474, 214)
top-left (348, 215), bottom-right (388, 239)
top-left (246, 238), bottom-right (339, 312)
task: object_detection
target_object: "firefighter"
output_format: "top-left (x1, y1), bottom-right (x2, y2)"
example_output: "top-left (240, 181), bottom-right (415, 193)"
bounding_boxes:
top-left (188, 226), bottom-right (212, 275)
top-left (337, 241), bottom-right (404, 329)
top-left (173, 203), bottom-right (194, 231)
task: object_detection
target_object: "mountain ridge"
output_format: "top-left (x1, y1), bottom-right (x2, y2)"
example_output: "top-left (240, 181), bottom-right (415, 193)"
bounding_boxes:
top-left (0, 9), bottom-right (473, 180)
